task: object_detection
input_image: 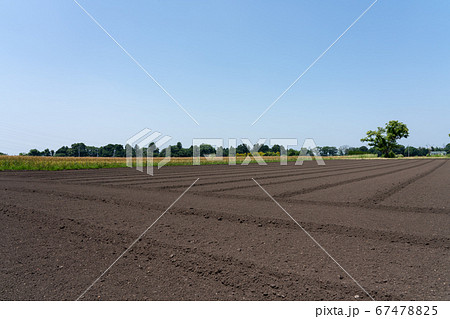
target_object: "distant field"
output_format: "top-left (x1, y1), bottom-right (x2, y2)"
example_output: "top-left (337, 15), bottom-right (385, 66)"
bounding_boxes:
top-left (0, 154), bottom-right (442, 171)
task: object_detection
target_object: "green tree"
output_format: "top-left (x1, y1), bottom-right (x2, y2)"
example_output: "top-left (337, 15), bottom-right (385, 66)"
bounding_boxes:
top-left (444, 143), bottom-right (450, 153)
top-left (361, 120), bottom-right (409, 158)
top-left (392, 144), bottom-right (405, 155)
top-left (338, 145), bottom-right (350, 156)
top-left (85, 146), bottom-right (99, 157)
top-left (71, 143), bottom-right (88, 157)
top-left (236, 144), bottom-right (250, 154)
top-left (417, 147), bottom-right (429, 156)
top-left (359, 146), bottom-right (369, 153)
top-left (200, 144), bottom-right (215, 156)
top-left (319, 146), bottom-right (338, 156)
top-left (405, 146), bottom-right (419, 156)
top-left (28, 149), bottom-right (42, 156)
top-left (271, 144), bottom-right (281, 154)
top-left (171, 142), bottom-right (183, 157)
top-left (99, 144), bottom-right (125, 157)
top-left (55, 146), bottom-right (69, 157)
top-left (148, 142), bottom-right (159, 157)
top-left (259, 144), bottom-right (270, 154)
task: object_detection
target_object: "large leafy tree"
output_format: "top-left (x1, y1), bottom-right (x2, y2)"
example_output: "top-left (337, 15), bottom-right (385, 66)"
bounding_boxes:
top-left (361, 120), bottom-right (409, 158)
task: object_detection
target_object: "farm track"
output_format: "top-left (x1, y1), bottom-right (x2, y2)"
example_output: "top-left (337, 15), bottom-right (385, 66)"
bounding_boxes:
top-left (0, 159), bottom-right (449, 300)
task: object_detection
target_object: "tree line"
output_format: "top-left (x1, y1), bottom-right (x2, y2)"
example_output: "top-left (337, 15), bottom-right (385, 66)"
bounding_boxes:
top-left (22, 143), bottom-right (127, 157)
top-left (10, 141), bottom-right (450, 158)
top-left (2, 121), bottom-right (448, 158)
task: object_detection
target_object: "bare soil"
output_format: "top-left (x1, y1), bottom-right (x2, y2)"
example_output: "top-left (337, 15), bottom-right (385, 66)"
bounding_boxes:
top-left (0, 159), bottom-right (449, 300)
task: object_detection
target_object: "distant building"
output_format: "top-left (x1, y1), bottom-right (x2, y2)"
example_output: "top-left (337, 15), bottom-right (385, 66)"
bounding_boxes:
top-left (430, 151), bottom-right (447, 156)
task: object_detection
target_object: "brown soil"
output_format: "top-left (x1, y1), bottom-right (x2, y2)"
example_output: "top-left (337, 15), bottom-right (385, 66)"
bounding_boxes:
top-left (0, 159), bottom-right (449, 300)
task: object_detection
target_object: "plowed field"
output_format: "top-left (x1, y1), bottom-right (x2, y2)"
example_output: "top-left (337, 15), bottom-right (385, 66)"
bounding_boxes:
top-left (1, 159), bottom-right (449, 300)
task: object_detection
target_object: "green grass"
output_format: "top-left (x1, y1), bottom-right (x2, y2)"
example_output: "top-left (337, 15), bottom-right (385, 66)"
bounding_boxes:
top-left (0, 154), bottom-right (443, 171)
top-left (0, 156), bottom-right (128, 171)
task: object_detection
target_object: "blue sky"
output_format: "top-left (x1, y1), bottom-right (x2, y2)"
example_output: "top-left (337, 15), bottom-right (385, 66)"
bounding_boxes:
top-left (1, 0), bottom-right (449, 154)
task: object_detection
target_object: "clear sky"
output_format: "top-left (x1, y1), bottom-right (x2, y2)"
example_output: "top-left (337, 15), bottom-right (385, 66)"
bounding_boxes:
top-left (1, 0), bottom-right (449, 154)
